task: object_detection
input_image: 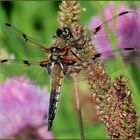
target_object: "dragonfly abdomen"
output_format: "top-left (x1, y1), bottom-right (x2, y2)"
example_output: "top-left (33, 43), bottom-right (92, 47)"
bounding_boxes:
top-left (48, 65), bottom-right (64, 131)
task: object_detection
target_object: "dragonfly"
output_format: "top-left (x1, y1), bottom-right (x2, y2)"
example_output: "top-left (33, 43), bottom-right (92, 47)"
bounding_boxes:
top-left (0, 10), bottom-right (139, 131)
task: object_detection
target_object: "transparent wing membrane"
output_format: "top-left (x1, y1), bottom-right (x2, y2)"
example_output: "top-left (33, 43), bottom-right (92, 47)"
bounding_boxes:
top-left (93, 10), bottom-right (138, 36)
top-left (1, 23), bottom-right (48, 59)
top-left (1, 23), bottom-right (51, 85)
top-left (74, 47), bottom-right (140, 82)
top-left (0, 59), bottom-right (49, 85)
top-left (92, 47), bottom-right (140, 71)
top-left (91, 10), bottom-right (138, 52)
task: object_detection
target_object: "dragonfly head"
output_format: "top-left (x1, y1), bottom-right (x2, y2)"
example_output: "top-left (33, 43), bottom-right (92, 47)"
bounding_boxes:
top-left (56, 27), bottom-right (73, 40)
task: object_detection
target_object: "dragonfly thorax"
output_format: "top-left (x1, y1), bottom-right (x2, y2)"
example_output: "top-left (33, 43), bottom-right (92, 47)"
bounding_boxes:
top-left (49, 47), bottom-right (61, 63)
top-left (50, 47), bottom-right (60, 53)
top-left (49, 55), bottom-right (60, 62)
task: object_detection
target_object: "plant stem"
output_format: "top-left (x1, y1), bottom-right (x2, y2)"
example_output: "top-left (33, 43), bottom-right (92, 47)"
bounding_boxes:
top-left (71, 73), bottom-right (85, 139)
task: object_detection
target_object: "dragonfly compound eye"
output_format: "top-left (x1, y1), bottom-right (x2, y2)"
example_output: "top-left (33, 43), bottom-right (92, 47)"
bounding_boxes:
top-left (56, 28), bottom-right (63, 37)
top-left (63, 27), bottom-right (72, 38)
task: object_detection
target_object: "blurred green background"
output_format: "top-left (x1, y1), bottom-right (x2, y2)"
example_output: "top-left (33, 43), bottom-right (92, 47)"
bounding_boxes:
top-left (0, 1), bottom-right (140, 139)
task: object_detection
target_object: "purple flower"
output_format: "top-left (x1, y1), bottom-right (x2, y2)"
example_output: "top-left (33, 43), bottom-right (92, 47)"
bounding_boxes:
top-left (88, 3), bottom-right (140, 60)
top-left (0, 76), bottom-right (53, 139)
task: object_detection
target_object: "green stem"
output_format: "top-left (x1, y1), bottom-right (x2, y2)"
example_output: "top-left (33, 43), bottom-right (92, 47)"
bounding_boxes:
top-left (71, 73), bottom-right (85, 140)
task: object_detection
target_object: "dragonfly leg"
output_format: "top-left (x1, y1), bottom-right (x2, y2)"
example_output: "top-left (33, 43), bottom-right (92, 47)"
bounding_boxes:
top-left (62, 58), bottom-right (76, 64)
top-left (59, 46), bottom-right (70, 53)
top-left (62, 58), bottom-right (79, 74)
top-left (43, 47), bottom-right (50, 53)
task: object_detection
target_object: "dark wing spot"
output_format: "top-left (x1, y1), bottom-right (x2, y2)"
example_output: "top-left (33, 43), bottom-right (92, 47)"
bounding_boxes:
top-left (23, 60), bottom-right (30, 66)
top-left (40, 63), bottom-right (46, 67)
top-left (5, 23), bottom-right (11, 27)
top-left (94, 53), bottom-right (101, 58)
top-left (124, 48), bottom-right (135, 50)
top-left (93, 26), bottom-right (101, 34)
top-left (22, 33), bottom-right (28, 41)
top-left (1, 59), bottom-right (8, 63)
top-left (119, 11), bottom-right (128, 16)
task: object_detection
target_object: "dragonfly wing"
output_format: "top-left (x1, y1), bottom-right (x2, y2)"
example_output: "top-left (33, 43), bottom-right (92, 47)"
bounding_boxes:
top-left (90, 10), bottom-right (138, 52)
top-left (90, 47), bottom-right (140, 73)
top-left (1, 23), bottom-right (49, 59)
top-left (69, 47), bottom-right (140, 83)
top-left (92, 10), bottom-right (138, 36)
top-left (0, 58), bottom-right (50, 85)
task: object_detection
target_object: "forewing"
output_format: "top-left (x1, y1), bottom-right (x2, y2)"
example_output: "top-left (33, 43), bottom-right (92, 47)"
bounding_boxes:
top-left (1, 23), bottom-right (49, 59)
top-left (92, 10), bottom-right (138, 36)
top-left (90, 10), bottom-right (138, 52)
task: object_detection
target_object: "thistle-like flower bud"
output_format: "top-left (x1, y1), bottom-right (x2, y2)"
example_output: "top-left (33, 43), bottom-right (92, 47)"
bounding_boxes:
top-left (58, 1), bottom-right (81, 28)
top-left (106, 75), bottom-right (137, 139)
